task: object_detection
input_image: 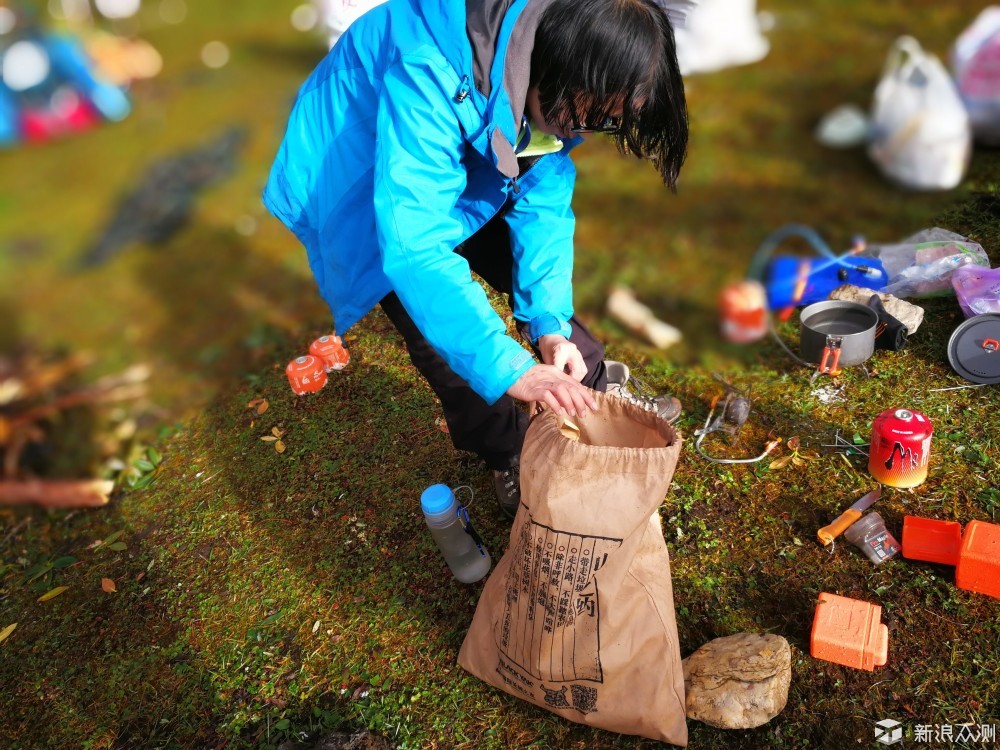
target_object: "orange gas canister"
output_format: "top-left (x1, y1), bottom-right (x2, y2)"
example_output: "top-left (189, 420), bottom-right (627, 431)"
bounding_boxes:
top-left (286, 355), bottom-right (328, 395)
top-left (955, 520), bottom-right (1000, 599)
top-left (868, 408), bottom-right (932, 488)
top-left (810, 592), bottom-right (888, 671)
top-left (719, 279), bottom-right (769, 344)
top-left (309, 335), bottom-right (350, 372)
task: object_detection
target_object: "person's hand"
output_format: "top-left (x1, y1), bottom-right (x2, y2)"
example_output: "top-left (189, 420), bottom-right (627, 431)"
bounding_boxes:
top-left (537, 334), bottom-right (587, 382)
top-left (506, 363), bottom-right (598, 418)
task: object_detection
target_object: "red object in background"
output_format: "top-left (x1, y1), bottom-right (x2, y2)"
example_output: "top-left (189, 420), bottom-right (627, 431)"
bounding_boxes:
top-left (868, 408), bottom-right (933, 488)
top-left (810, 592), bottom-right (888, 671)
top-left (956, 520), bottom-right (1000, 599)
top-left (719, 280), bottom-right (768, 344)
top-left (901, 516), bottom-right (963, 566)
top-left (285, 355), bottom-right (327, 395)
top-left (20, 91), bottom-right (100, 142)
top-left (309, 334), bottom-right (350, 371)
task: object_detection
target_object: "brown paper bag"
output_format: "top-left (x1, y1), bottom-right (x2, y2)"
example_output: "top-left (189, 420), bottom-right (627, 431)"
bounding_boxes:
top-left (458, 391), bottom-right (688, 746)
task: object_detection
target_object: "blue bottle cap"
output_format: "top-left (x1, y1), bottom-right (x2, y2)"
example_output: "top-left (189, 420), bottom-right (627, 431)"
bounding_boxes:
top-left (420, 484), bottom-right (455, 516)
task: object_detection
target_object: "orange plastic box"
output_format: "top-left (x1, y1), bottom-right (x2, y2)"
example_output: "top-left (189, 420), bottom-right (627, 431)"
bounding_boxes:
top-left (810, 592), bottom-right (888, 671)
top-left (956, 520), bottom-right (1000, 599)
top-left (902, 516), bottom-right (963, 566)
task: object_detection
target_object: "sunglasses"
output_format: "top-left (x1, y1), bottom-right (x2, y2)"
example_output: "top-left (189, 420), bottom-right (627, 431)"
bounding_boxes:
top-left (570, 116), bottom-right (621, 134)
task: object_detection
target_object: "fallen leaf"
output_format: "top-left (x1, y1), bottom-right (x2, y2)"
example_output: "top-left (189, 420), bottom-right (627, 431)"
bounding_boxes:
top-left (96, 530), bottom-right (124, 550)
top-left (101, 578), bottom-right (117, 593)
top-left (0, 623), bottom-right (16, 644)
top-left (247, 398), bottom-right (264, 409)
top-left (769, 455), bottom-right (793, 470)
top-left (786, 436), bottom-right (801, 451)
top-left (261, 436), bottom-right (277, 443)
top-left (107, 541), bottom-right (127, 552)
top-left (256, 400), bottom-right (269, 414)
top-left (37, 586), bottom-right (70, 602)
top-left (275, 440), bottom-right (286, 454)
top-left (271, 427), bottom-right (284, 438)
top-left (434, 417), bottom-right (449, 434)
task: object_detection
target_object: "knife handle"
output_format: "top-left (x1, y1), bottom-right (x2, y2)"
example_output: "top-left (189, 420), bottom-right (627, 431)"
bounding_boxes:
top-left (817, 509), bottom-right (862, 547)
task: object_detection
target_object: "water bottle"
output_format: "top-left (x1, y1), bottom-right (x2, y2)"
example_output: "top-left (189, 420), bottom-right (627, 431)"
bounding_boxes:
top-left (420, 484), bottom-right (491, 584)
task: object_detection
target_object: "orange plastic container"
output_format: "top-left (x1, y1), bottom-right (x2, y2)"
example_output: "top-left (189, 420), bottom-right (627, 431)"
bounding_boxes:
top-left (902, 516), bottom-right (963, 566)
top-left (955, 520), bottom-right (1000, 599)
top-left (810, 592), bottom-right (888, 671)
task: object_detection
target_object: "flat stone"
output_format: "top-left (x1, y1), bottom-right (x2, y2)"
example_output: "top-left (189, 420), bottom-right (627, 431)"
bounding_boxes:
top-left (829, 284), bottom-right (925, 334)
top-left (682, 633), bottom-right (791, 729)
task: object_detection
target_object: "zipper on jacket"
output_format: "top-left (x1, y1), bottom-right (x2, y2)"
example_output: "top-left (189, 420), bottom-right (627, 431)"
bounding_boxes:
top-left (510, 176), bottom-right (520, 194)
top-left (454, 75), bottom-right (471, 103)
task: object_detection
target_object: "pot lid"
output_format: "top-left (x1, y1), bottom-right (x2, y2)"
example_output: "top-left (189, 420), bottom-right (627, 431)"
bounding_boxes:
top-left (947, 314), bottom-right (1000, 385)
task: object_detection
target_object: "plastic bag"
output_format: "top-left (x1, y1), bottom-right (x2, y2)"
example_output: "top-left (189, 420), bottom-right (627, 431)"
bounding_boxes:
top-left (314, 0), bottom-right (387, 49)
top-left (863, 228), bottom-right (989, 299)
top-left (951, 6), bottom-right (1000, 145)
top-left (868, 36), bottom-right (972, 190)
top-left (672, 0), bottom-right (770, 75)
top-left (952, 264), bottom-right (1000, 317)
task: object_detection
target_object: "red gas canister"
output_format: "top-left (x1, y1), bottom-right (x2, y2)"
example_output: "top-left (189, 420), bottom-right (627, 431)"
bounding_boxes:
top-left (309, 335), bottom-right (350, 371)
top-left (868, 408), bottom-right (933, 488)
top-left (286, 355), bottom-right (328, 395)
top-left (719, 280), bottom-right (769, 344)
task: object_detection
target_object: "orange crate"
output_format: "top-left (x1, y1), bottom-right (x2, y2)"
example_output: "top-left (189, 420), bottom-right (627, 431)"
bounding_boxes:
top-left (902, 516), bottom-right (963, 566)
top-left (956, 520), bottom-right (1000, 599)
top-left (810, 592), bottom-right (888, 671)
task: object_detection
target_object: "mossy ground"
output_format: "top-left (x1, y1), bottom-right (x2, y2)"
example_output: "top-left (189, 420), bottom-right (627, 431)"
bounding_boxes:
top-left (1, 1), bottom-right (998, 748)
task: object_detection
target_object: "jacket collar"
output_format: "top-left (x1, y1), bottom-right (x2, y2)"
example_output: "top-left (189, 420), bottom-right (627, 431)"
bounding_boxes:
top-left (466, 0), bottom-right (562, 178)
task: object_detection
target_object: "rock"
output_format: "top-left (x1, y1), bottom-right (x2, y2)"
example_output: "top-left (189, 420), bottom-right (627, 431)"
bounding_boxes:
top-left (829, 285), bottom-right (925, 334)
top-left (682, 633), bottom-right (791, 729)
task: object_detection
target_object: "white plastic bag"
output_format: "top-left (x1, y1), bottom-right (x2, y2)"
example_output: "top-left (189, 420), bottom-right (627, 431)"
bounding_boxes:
top-left (951, 6), bottom-right (1000, 145)
top-left (868, 36), bottom-right (972, 190)
top-left (313, 0), bottom-right (387, 49)
top-left (672, 0), bottom-right (770, 75)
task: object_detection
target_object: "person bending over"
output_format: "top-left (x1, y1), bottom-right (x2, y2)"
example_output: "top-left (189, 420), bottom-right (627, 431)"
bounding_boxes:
top-left (264, 0), bottom-right (689, 519)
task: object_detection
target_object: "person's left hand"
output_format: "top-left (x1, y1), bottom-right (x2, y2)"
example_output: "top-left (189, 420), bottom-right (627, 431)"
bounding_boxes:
top-left (537, 334), bottom-right (587, 382)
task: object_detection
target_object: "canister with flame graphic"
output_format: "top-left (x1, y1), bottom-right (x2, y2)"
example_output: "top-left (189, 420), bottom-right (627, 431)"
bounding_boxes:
top-left (868, 409), bottom-right (933, 488)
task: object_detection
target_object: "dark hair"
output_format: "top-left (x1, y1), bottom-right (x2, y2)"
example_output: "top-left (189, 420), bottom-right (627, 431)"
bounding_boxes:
top-left (530, 0), bottom-right (689, 190)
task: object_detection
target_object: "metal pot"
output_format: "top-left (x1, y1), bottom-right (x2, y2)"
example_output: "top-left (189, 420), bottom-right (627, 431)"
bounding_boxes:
top-left (799, 300), bottom-right (878, 367)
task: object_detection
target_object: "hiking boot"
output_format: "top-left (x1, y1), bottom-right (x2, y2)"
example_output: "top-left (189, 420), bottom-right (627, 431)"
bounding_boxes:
top-left (605, 360), bottom-right (682, 424)
top-left (492, 459), bottom-right (521, 520)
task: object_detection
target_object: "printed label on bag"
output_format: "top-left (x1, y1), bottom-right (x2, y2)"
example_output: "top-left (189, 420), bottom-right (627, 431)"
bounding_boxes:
top-left (495, 516), bottom-right (622, 696)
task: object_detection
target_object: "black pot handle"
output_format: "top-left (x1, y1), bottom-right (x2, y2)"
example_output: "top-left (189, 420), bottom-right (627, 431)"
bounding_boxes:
top-left (867, 295), bottom-right (908, 351)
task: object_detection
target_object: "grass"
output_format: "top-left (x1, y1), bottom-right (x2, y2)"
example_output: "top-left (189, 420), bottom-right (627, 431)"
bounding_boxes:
top-left (1, 1), bottom-right (999, 748)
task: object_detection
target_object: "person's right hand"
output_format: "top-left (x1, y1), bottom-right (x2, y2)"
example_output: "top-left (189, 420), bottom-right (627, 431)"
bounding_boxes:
top-left (506, 364), bottom-right (599, 418)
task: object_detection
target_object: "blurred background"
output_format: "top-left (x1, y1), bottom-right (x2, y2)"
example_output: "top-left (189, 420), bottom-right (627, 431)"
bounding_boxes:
top-left (0, 0), bottom-right (995, 422)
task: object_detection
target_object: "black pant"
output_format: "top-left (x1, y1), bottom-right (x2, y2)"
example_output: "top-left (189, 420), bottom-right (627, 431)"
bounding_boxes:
top-left (379, 212), bottom-right (608, 470)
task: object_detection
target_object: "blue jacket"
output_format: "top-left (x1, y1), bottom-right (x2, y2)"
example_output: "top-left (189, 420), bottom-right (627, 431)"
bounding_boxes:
top-left (263, 0), bottom-right (582, 404)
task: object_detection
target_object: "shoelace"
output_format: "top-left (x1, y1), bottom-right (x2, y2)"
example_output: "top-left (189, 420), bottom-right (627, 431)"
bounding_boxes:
top-left (497, 467), bottom-right (519, 497)
top-left (609, 378), bottom-right (660, 412)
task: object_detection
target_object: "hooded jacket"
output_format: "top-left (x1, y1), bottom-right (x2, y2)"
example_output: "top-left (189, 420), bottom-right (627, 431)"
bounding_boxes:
top-left (263, 0), bottom-right (582, 404)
